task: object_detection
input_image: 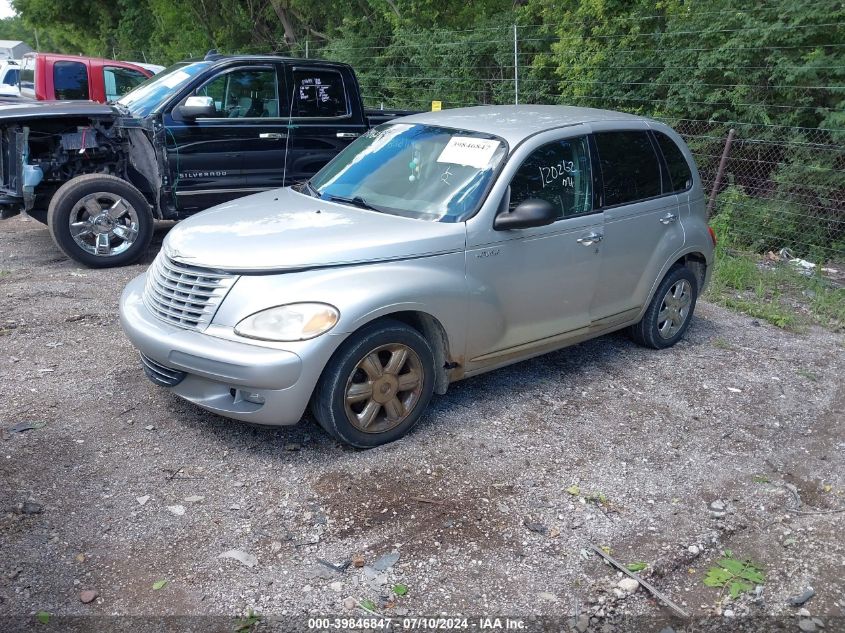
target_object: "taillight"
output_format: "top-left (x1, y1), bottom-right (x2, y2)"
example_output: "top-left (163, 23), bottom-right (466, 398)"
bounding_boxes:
top-left (708, 226), bottom-right (717, 246)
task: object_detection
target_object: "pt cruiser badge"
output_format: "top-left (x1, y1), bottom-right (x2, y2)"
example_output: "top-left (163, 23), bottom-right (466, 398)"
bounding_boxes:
top-left (120, 105), bottom-right (716, 448)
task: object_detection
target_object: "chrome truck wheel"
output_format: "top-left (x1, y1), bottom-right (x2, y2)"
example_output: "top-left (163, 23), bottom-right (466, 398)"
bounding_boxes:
top-left (48, 174), bottom-right (154, 268)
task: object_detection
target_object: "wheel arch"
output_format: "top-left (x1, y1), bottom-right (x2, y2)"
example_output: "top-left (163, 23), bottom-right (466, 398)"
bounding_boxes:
top-left (635, 249), bottom-right (709, 325)
top-left (673, 251), bottom-right (708, 292)
top-left (348, 310), bottom-right (455, 396)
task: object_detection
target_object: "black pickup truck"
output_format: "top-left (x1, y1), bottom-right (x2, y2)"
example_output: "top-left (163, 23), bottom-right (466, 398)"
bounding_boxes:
top-left (0, 53), bottom-right (414, 267)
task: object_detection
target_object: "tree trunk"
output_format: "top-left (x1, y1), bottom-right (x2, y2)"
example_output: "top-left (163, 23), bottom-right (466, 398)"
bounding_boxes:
top-left (269, 0), bottom-right (298, 45)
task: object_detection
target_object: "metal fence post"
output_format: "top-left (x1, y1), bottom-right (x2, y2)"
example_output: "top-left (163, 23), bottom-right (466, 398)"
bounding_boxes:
top-left (513, 24), bottom-right (519, 105)
top-left (707, 128), bottom-right (736, 219)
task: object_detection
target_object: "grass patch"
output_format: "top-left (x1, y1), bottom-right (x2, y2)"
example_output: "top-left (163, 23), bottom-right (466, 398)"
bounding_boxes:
top-left (712, 337), bottom-right (733, 350)
top-left (796, 368), bottom-right (819, 382)
top-left (706, 246), bottom-right (845, 332)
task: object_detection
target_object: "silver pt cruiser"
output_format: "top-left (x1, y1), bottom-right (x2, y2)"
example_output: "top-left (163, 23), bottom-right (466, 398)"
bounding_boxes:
top-left (120, 106), bottom-right (716, 448)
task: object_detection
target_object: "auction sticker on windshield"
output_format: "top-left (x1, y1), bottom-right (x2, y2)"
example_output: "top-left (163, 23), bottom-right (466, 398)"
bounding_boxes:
top-left (437, 137), bottom-right (500, 169)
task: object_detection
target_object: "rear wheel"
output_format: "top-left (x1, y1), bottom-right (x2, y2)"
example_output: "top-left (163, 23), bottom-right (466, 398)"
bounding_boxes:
top-left (629, 266), bottom-right (698, 349)
top-left (47, 174), bottom-right (153, 268)
top-left (312, 319), bottom-right (436, 448)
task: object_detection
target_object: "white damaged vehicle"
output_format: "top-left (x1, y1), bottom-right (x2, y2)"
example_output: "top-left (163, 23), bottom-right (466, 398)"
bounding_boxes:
top-left (120, 105), bottom-right (715, 447)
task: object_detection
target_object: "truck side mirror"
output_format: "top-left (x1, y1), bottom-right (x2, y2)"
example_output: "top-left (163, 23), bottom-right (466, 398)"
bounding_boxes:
top-left (494, 198), bottom-right (559, 230)
top-left (176, 95), bottom-right (216, 120)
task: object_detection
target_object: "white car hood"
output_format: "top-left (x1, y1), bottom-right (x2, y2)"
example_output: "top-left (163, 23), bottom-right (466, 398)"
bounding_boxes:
top-left (164, 188), bottom-right (467, 272)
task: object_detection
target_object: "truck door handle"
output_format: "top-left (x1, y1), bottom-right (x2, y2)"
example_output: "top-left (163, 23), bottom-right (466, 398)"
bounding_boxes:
top-left (259, 133), bottom-right (286, 140)
top-left (659, 212), bottom-right (678, 224)
top-left (336, 132), bottom-right (360, 139)
top-left (577, 232), bottom-right (603, 245)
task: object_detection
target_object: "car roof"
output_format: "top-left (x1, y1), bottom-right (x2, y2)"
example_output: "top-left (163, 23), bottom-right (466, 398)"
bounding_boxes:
top-left (397, 105), bottom-right (651, 146)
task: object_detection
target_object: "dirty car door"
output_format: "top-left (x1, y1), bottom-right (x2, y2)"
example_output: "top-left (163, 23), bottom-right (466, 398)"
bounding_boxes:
top-left (588, 129), bottom-right (686, 323)
top-left (465, 135), bottom-right (603, 366)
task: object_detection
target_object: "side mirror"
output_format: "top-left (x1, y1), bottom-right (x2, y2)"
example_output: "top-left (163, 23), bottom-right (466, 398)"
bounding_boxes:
top-left (494, 198), bottom-right (559, 230)
top-left (176, 95), bottom-right (216, 120)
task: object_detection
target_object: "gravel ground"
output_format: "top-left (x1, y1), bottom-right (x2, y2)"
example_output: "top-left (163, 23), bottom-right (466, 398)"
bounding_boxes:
top-left (1, 215), bottom-right (843, 631)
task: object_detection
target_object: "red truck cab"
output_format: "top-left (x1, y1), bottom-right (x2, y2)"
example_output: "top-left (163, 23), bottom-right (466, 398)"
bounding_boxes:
top-left (19, 53), bottom-right (153, 103)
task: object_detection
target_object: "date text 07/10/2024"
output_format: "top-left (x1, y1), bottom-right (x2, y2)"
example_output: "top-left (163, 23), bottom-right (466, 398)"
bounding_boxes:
top-left (306, 617), bottom-right (527, 630)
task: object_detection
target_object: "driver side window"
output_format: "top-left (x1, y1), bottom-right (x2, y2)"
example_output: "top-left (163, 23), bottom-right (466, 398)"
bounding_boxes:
top-left (195, 68), bottom-right (281, 118)
top-left (509, 137), bottom-right (592, 218)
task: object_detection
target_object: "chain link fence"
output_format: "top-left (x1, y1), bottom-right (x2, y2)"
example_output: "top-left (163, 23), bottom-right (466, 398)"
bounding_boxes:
top-left (122, 10), bottom-right (843, 262)
top-left (300, 16), bottom-right (844, 263)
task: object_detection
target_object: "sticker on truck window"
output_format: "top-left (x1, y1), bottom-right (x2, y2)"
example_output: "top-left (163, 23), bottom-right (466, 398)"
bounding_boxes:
top-left (436, 137), bottom-right (500, 169)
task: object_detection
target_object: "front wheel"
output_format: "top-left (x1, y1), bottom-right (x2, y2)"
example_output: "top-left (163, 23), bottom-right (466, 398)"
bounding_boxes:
top-left (312, 319), bottom-right (436, 448)
top-left (629, 266), bottom-right (699, 349)
top-left (47, 174), bottom-right (154, 268)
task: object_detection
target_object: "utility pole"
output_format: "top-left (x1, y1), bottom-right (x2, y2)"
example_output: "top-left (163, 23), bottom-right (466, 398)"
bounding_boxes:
top-left (513, 24), bottom-right (519, 105)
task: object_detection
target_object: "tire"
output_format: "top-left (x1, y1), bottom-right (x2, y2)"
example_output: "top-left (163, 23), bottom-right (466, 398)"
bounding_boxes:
top-left (312, 319), bottom-right (436, 448)
top-left (629, 266), bottom-right (699, 349)
top-left (47, 174), bottom-right (154, 268)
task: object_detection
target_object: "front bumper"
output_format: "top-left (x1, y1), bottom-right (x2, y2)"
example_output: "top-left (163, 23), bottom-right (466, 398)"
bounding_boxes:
top-left (119, 274), bottom-right (314, 426)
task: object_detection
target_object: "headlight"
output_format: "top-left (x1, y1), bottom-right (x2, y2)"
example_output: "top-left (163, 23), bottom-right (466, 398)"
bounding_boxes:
top-left (234, 303), bottom-right (339, 341)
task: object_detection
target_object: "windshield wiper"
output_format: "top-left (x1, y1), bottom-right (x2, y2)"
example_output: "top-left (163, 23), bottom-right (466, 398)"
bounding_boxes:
top-left (323, 194), bottom-right (381, 212)
top-left (302, 179), bottom-right (319, 197)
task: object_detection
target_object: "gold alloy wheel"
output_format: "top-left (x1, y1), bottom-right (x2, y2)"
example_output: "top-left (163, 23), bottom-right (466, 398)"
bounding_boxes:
top-left (344, 343), bottom-right (425, 434)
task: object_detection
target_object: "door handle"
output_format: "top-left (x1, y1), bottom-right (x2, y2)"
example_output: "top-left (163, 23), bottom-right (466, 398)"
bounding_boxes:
top-left (659, 212), bottom-right (678, 225)
top-left (577, 232), bottom-right (603, 245)
top-left (336, 132), bottom-right (361, 139)
top-left (259, 132), bottom-right (286, 140)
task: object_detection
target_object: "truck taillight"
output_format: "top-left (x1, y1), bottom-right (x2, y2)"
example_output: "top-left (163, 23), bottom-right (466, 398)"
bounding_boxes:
top-left (708, 226), bottom-right (717, 246)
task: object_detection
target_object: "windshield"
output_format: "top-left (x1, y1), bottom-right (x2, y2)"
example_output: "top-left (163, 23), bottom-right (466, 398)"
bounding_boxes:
top-left (117, 61), bottom-right (210, 117)
top-left (310, 123), bottom-right (508, 222)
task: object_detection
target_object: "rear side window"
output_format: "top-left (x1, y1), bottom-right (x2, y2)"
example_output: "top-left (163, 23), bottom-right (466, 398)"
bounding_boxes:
top-left (54, 61), bottom-right (89, 100)
top-left (3, 68), bottom-right (18, 86)
top-left (19, 57), bottom-right (35, 93)
top-left (104, 66), bottom-right (148, 101)
top-left (594, 131), bottom-right (661, 206)
top-left (509, 136), bottom-right (593, 218)
top-left (654, 131), bottom-right (692, 192)
top-left (292, 70), bottom-right (347, 117)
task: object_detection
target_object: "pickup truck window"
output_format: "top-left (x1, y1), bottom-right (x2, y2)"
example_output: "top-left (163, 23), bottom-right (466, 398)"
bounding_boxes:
top-left (104, 66), bottom-right (148, 102)
top-left (311, 123), bottom-right (507, 222)
top-left (118, 61), bottom-right (210, 117)
top-left (54, 61), bottom-right (89, 100)
top-left (292, 69), bottom-right (347, 117)
top-left (196, 68), bottom-right (280, 118)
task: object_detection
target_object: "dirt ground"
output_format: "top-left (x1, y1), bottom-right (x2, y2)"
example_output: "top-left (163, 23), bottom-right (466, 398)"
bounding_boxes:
top-left (0, 214), bottom-right (843, 632)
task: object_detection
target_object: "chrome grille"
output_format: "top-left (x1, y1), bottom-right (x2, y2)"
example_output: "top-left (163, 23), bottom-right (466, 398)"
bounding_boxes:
top-left (142, 251), bottom-right (237, 331)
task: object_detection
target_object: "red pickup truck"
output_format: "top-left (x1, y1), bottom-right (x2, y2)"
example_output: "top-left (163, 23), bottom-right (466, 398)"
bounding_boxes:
top-left (19, 53), bottom-right (154, 103)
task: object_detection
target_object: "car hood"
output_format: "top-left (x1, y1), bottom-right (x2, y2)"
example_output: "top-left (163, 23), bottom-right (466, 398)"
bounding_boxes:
top-left (164, 188), bottom-right (467, 272)
top-left (0, 100), bottom-right (116, 121)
